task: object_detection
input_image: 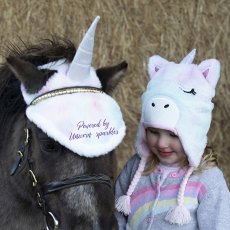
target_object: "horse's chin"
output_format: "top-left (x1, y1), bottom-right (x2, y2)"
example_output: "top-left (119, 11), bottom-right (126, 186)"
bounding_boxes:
top-left (43, 181), bottom-right (117, 229)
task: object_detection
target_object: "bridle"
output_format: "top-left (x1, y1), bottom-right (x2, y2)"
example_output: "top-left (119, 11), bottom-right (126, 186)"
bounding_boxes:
top-left (30, 86), bottom-right (104, 106)
top-left (10, 87), bottom-right (113, 230)
top-left (11, 126), bottom-right (113, 230)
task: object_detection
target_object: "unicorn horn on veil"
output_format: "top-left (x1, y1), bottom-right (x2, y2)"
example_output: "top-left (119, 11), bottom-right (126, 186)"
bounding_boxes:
top-left (67, 16), bottom-right (100, 81)
top-left (180, 49), bottom-right (196, 64)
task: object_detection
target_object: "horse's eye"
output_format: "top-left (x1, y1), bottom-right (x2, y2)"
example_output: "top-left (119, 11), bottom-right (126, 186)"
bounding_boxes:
top-left (40, 139), bottom-right (59, 153)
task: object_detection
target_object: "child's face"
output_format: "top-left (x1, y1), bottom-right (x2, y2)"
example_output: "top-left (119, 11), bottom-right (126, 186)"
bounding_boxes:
top-left (146, 127), bottom-right (186, 165)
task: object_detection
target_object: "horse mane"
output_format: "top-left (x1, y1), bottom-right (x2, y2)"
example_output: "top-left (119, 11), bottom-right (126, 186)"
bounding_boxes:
top-left (0, 37), bottom-right (76, 141)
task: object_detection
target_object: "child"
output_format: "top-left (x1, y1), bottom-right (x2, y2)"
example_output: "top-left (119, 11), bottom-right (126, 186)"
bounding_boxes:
top-left (115, 50), bottom-right (230, 229)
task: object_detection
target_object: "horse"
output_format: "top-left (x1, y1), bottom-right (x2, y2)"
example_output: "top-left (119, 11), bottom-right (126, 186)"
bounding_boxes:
top-left (0, 17), bottom-right (127, 230)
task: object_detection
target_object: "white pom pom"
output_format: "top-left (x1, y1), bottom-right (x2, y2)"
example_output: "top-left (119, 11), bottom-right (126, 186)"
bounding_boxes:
top-left (115, 195), bottom-right (131, 216)
top-left (165, 205), bottom-right (192, 225)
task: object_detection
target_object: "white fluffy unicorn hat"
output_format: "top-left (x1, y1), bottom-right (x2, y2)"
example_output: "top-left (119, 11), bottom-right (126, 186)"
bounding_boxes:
top-left (20, 16), bottom-right (126, 158)
top-left (116, 50), bottom-right (221, 225)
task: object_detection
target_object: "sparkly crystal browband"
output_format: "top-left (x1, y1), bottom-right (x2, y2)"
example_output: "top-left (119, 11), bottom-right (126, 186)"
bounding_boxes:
top-left (30, 87), bottom-right (104, 105)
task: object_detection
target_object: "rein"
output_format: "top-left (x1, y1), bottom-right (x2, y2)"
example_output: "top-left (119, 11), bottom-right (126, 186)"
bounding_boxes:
top-left (10, 87), bottom-right (113, 230)
top-left (11, 127), bottom-right (112, 229)
top-left (42, 174), bottom-right (112, 195)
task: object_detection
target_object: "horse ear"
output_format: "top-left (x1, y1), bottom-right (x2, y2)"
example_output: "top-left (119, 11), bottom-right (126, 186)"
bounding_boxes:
top-left (96, 60), bottom-right (128, 94)
top-left (6, 56), bottom-right (55, 94)
top-left (148, 55), bottom-right (169, 78)
top-left (198, 59), bottom-right (220, 89)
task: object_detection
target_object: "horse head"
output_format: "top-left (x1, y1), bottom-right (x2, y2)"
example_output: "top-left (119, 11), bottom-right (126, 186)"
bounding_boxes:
top-left (0, 16), bottom-right (127, 230)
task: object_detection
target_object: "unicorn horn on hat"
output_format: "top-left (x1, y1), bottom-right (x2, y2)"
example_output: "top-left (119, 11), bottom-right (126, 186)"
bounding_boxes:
top-left (180, 49), bottom-right (196, 64)
top-left (67, 16), bottom-right (100, 81)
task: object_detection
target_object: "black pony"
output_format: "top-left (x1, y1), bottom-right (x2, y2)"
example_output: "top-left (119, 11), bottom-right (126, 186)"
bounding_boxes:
top-left (0, 19), bottom-right (127, 230)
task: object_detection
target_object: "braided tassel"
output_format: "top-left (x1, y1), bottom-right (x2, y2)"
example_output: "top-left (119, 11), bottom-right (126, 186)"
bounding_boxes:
top-left (115, 195), bottom-right (131, 216)
top-left (115, 156), bottom-right (147, 215)
top-left (165, 204), bottom-right (192, 225)
top-left (165, 167), bottom-right (195, 225)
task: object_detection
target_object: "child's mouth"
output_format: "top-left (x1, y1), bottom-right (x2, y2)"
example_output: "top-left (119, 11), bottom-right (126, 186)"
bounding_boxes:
top-left (159, 151), bottom-right (173, 158)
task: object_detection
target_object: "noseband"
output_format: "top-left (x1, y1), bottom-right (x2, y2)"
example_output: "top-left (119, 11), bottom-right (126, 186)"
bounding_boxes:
top-left (10, 87), bottom-right (113, 230)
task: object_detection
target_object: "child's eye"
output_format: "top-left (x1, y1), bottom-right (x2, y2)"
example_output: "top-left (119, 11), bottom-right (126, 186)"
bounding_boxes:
top-left (148, 129), bottom-right (159, 135)
top-left (169, 133), bottom-right (178, 138)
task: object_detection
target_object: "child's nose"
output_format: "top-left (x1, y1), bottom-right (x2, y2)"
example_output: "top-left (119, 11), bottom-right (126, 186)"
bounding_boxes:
top-left (157, 135), bottom-right (169, 149)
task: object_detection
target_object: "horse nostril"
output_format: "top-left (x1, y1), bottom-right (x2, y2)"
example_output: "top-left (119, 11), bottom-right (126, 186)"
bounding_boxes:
top-left (164, 104), bottom-right (169, 108)
top-left (152, 103), bottom-right (155, 107)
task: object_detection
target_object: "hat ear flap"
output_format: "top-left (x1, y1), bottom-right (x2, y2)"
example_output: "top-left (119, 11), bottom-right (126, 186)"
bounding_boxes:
top-left (148, 55), bottom-right (169, 78)
top-left (198, 59), bottom-right (220, 89)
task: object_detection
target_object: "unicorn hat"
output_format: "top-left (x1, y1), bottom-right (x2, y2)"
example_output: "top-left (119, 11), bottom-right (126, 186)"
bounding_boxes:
top-left (116, 50), bottom-right (220, 225)
top-left (19, 16), bottom-right (126, 158)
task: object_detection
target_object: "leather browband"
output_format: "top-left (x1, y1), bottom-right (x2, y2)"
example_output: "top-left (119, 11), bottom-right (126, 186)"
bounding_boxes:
top-left (30, 86), bottom-right (104, 106)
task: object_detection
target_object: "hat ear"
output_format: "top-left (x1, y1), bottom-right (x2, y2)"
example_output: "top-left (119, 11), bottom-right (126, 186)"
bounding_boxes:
top-left (148, 55), bottom-right (169, 78)
top-left (198, 59), bottom-right (221, 89)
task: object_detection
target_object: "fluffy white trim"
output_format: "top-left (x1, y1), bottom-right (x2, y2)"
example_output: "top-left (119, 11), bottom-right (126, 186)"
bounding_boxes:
top-left (22, 59), bottom-right (101, 105)
top-left (26, 91), bottom-right (125, 157)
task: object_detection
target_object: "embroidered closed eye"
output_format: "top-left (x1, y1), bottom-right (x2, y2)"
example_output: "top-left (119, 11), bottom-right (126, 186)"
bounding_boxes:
top-left (180, 87), bottom-right (197, 95)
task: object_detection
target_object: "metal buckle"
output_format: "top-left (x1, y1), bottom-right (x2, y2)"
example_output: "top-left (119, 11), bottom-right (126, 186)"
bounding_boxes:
top-left (45, 211), bottom-right (59, 230)
top-left (28, 170), bottom-right (38, 187)
top-left (10, 151), bottom-right (24, 176)
top-left (24, 128), bottom-right (29, 145)
top-left (17, 150), bottom-right (24, 158)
